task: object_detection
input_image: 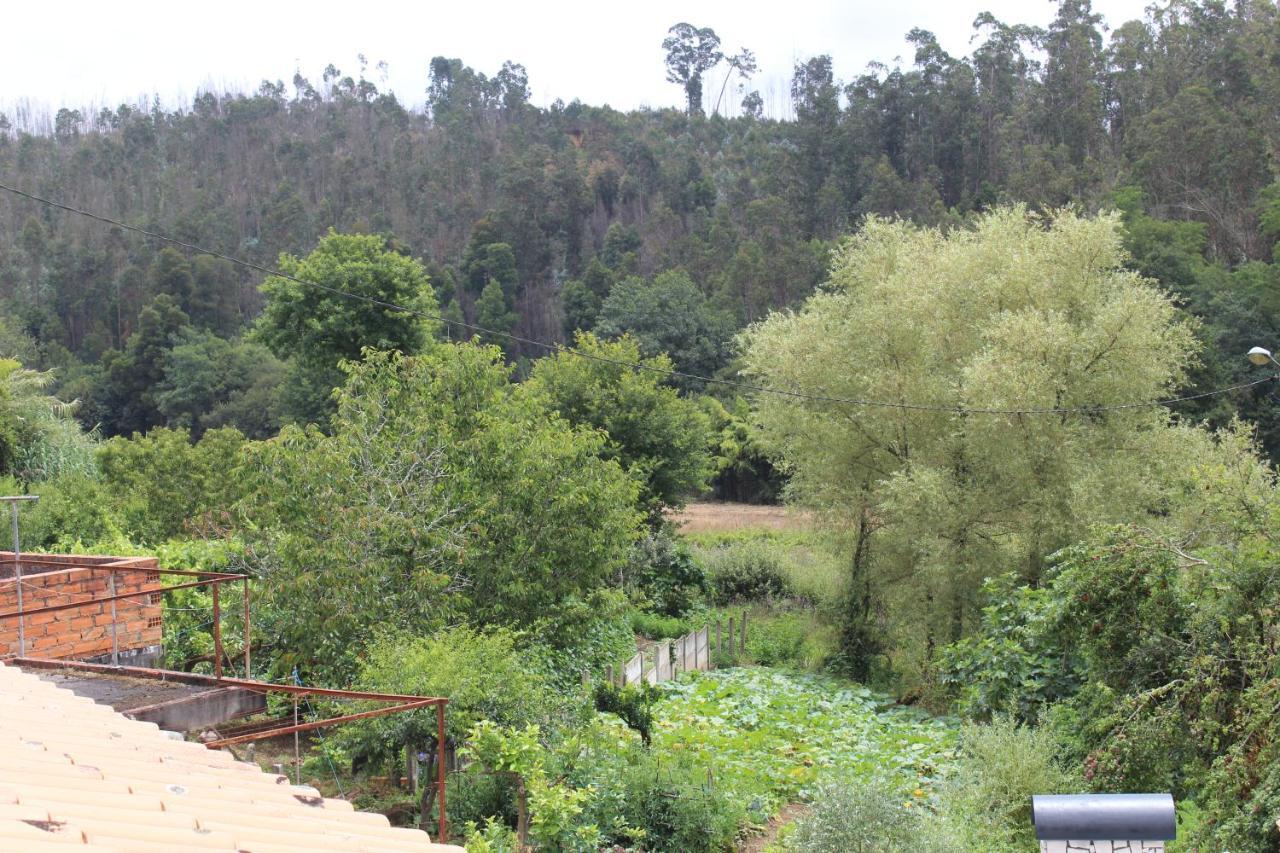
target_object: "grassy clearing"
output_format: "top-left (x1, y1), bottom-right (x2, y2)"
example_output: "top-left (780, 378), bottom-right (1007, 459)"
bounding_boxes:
top-left (685, 528), bottom-right (847, 608)
top-left (672, 501), bottom-right (811, 535)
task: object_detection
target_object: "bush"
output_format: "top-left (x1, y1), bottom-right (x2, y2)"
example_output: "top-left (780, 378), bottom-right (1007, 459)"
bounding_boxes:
top-left (938, 574), bottom-right (1081, 722)
top-left (575, 748), bottom-right (746, 852)
top-left (340, 627), bottom-right (581, 773)
top-left (528, 589), bottom-right (636, 690)
top-left (593, 682), bottom-right (658, 745)
top-left (745, 611), bottom-right (835, 670)
top-left (626, 531), bottom-right (706, 616)
top-left (786, 782), bottom-right (934, 852)
top-left (704, 542), bottom-right (791, 604)
top-left (630, 609), bottom-right (695, 640)
top-left (448, 769), bottom-right (519, 837)
top-left (933, 717), bottom-right (1079, 849)
top-left (3, 472), bottom-right (120, 550)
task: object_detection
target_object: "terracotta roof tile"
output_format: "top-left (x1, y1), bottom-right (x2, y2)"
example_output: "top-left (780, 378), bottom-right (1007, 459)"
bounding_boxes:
top-left (0, 662), bottom-right (463, 852)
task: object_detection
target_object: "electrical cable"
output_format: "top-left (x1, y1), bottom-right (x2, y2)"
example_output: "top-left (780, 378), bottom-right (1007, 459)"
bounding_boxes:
top-left (0, 180), bottom-right (1272, 415)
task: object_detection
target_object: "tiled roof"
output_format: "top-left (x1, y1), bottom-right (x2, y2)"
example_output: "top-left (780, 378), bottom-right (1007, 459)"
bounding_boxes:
top-left (0, 662), bottom-right (463, 852)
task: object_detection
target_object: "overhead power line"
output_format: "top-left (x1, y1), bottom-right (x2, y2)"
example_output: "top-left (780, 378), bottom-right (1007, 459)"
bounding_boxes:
top-left (0, 180), bottom-right (1274, 416)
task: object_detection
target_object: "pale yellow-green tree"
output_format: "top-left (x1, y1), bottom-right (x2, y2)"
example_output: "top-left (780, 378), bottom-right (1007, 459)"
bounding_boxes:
top-left (741, 207), bottom-right (1251, 680)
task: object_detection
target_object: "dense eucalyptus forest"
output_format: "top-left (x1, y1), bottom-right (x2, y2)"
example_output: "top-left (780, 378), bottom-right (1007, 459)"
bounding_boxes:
top-left (3, 0), bottom-right (1280, 449)
top-left (7, 2), bottom-right (1280, 851)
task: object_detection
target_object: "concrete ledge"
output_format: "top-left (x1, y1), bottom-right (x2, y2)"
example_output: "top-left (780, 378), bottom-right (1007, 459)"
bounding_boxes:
top-left (126, 686), bottom-right (267, 732)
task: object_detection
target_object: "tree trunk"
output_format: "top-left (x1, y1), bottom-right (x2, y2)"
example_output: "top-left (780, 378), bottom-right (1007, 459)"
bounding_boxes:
top-left (515, 776), bottom-right (530, 850)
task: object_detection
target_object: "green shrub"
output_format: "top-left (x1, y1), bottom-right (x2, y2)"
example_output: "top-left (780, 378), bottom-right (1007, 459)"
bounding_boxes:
top-left (745, 611), bottom-right (835, 670)
top-left (787, 782), bottom-right (944, 852)
top-left (339, 627), bottom-right (581, 774)
top-left (630, 609), bottom-right (694, 640)
top-left (704, 542), bottom-right (791, 604)
top-left (593, 682), bottom-right (658, 745)
top-left (627, 531), bottom-right (706, 616)
top-left (5, 472), bottom-right (120, 550)
top-left (938, 574), bottom-right (1081, 722)
top-left (577, 751), bottom-right (745, 852)
top-left (449, 769), bottom-right (519, 839)
top-left (934, 717), bottom-right (1079, 849)
top-left (528, 589), bottom-right (636, 690)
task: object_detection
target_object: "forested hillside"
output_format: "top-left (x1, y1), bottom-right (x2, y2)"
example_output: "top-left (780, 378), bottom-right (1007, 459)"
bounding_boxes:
top-left (4, 1), bottom-right (1280, 451)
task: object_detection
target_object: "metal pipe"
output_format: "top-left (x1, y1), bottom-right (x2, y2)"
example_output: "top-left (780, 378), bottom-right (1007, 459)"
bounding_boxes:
top-left (0, 496), bottom-right (42, 656)
top-left (108, 568), bottom-right (118, 666)
top-left (436, 700), bottom-right (448, 843)
top-left (293, 696), bottom-right (300, 785)
top-left (11, 501), bottom-right (23, 656)
top-left (242, 577), bottom-right (250, 678)
top-left (0, 575), bottom-right (234, 619)
top-left (202, 699), bottom-right (440, 747)
top-left (12, 656), bottom-right (448, 701)
top-left (0, 558), bottom-right (241, 579)
top-left (212, 582), bottom-right (222, 680)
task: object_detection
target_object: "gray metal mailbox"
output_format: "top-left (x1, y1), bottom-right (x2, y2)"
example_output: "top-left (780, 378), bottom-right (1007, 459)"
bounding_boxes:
top-left (1031, 793), bottom-right (1175, 853)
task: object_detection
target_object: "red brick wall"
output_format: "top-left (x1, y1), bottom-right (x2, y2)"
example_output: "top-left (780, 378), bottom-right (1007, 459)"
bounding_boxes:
top-left (0, 554), bottom-right (163, 660)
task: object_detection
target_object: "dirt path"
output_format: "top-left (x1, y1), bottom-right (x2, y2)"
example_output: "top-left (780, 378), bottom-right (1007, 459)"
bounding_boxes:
top-left (738, 802), bottom-right (810, 852)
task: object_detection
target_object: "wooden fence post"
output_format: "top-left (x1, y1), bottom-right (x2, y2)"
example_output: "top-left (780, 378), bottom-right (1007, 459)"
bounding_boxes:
top-left (727, 617), bottom-right (735, 660)
top-left (741, 610), bottom-right (748, 652)
top-left (715, 620), bottom-right (722, 659)
top-left (606, 664), bottom-right (613, 686)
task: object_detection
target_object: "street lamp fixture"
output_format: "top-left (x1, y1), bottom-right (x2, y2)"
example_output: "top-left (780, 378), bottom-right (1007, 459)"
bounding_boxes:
top-left (1248, 346), bottom-right (1279, 367)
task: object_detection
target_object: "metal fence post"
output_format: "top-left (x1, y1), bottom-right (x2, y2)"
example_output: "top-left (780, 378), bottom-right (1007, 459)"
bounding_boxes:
top-left (108, 568), bottom-right (118, 666)
top-left (212, 582), bottom-right (222, 680)
top-left (4, 495), bottom-right (39, 657)
top-left (242, 577), bottom-right (251, 678)
top-left (437, 701), bottom-right (449, 843)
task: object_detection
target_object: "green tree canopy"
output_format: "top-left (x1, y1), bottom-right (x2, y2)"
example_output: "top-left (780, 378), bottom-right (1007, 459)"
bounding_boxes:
top-left (525, 333), bottom-right (712, 519)
top-left (595, 269), bottom-right (733, 390)
top-left (240, 344), bottom-right (641, 681)
top-left (743, 207), bottom-right (1212, 678)
top-left (154, 329), bottom-right (284, 438)
top-left (256, 231), bottom-right (439, 423)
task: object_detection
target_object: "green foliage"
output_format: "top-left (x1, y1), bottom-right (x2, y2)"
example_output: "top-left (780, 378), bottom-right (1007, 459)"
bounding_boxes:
top-left (593, 681), bottom-right (658, 745)
top-left (240, 345), bottom-right (640, 680)
top-left (525, 332), bottom-right (712, 518)
top-left (629, 609), bottom-right (696, 641)
top-left (942, 426), bottom-right (1280, 850)
top-left (155, 329), bottom-right (284, 438)
top-left (97, 426), bottom-right (246, 543)
top-left (933, 717), bottom-right (1080, 850)
top-left (786, 783), bottom-right (931, 853)
top-left (700, 396), bottom-right (782, 503)
top-left (653, 669), bottom-right (957, 814)
top-left (97, 294), bottom-right (190, 436)
top-left (744, 610), bottom-right (835, 670)
top-left (703, 542), bottom-right (791, 604)
top-left (624, 531), bottom-right (706, 616)
top-left (462, 721), bottom-right (599, 851)
top-left (256, 231), bottom-right (438, 422)
top-left (0, 358), bottom-right (96, 482)
top-left (743, 207), bottom-right (1217, 682)
top-left (596, 754), bottom-right (744, 852)
top-left (344, 628), bottom-right (569, 757)
top-left (939, 574), bottom-right (1082, 721)
top-left (595, 269), bottom-right (732, 389)
top-left (3, 472), bottom-right (119, 550)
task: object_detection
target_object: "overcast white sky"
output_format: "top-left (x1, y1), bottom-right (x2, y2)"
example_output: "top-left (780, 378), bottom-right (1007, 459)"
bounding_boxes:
top-left (7, 0), bottom-right (1153, 117)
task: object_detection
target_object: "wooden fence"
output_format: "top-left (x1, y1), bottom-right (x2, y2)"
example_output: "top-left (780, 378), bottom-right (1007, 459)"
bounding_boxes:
top-left (604, 611), bottom-right (748, 688)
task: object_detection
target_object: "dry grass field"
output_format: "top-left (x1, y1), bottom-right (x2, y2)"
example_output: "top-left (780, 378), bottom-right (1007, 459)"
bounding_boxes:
top-left (671, 501), bottom-right (810, 534)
